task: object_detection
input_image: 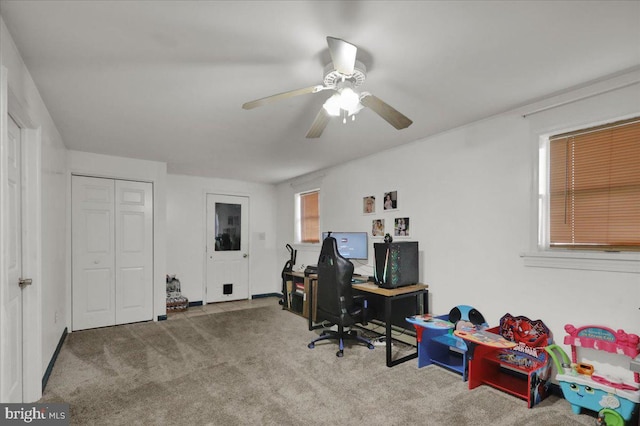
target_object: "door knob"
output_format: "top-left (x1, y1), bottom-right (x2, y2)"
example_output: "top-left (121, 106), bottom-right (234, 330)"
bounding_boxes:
top-left (18, 278), bottom-right (32, 289)
top-left (243, 254), bottom-right (248, 258)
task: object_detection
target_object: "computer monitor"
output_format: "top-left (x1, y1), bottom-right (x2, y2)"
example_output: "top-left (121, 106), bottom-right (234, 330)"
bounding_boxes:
top-left (322, 232), bottom-right (368, 260)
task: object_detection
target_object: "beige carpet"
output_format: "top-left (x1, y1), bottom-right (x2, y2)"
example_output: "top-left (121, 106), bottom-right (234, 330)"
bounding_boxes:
top-left (41, 301), bottom-right (599, 425)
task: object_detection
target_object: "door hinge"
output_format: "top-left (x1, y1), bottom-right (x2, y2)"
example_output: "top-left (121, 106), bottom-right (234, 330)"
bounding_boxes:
top-left (18, 278), bottom-right (33, 289)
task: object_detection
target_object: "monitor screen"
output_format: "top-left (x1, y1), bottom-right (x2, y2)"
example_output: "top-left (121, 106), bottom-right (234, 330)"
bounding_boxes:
top-left (322, 232), bottom-right (368, 260)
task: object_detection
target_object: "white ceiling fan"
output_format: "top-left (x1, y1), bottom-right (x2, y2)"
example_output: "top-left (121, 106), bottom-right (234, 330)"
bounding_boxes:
top-left (242, 36), bottom-right (413, 138)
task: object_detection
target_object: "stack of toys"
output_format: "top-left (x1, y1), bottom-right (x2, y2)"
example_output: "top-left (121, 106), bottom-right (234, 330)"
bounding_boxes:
top-left (408, 305), bottom-right (640, 423)
top-left (166, 274), bottom-right (189, 312)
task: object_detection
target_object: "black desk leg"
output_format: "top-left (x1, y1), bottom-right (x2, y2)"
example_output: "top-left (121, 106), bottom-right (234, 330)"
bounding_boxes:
top-left (385, 297), bottom-right (393, 367)
top-left (385, 292), bottom-right (421, 368)
top-left (308, 281), bottom-right (313, 331)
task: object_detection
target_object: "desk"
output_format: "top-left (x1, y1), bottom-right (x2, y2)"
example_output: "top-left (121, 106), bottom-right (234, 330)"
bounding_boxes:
top-left (305, 277), bottom-right (428, 367)
top-left (352, 282), bottom-right (429, 367)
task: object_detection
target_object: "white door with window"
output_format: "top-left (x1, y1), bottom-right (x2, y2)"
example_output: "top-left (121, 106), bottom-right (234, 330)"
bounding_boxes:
top-left (72, 176), bottom-right (153, 330)
top-left (206, 194), bottom-right (249, 303)
top-left (1, 115), bottom-right (24, 402)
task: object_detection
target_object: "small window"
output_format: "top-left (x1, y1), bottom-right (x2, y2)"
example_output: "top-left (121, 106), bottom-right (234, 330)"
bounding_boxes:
top-left (296, 190), bottom-right (320, 243)
top-left (543, 117), bottom-right (640, 251)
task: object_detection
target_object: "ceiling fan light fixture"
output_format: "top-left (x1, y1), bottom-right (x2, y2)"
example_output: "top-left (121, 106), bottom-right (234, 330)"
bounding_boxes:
top-left (339, 87), bottom-right (360, 112)
top-left (323, 87), bottom-right (362, 117)
top-left (323, 94), bottom-right (342, 116)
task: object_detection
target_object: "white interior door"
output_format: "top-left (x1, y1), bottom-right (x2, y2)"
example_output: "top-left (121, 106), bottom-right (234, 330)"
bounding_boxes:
top-left (1, 115), bottom-right (23, 402)
top-left (114, 180), bottom-right (153, 325)
top-left (206, 194), bottom-right (249, 303)
top-left (72, 176), bottom-right (116, 331)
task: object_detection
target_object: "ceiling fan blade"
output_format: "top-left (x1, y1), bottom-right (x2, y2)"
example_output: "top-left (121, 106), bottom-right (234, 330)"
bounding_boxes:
top-left (360, 93), bottom-right (413, 130)
top-left (327, 36), bottom-right (357, 76)
top-left (306, 108), bottom-right (331, 138)
top-left (242, 85), bottom-right (326, 110)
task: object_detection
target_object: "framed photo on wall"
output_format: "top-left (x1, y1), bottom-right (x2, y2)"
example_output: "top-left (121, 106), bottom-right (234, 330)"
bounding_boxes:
top-left (394, 217), bottom-right (409, 237)
top-left (371, 219), bottom-right (385, 237)
top-left (363, 195), bottom-right (375, 214)
top-left (383, 191), bottom-right (397, 210)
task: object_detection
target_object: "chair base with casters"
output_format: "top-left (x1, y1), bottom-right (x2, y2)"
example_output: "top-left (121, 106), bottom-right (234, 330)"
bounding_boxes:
top-left (308, 325), bottom-right (375, 357)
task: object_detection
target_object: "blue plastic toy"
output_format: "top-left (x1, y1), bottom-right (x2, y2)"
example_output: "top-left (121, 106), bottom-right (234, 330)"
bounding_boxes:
top-left (407, 305), bottom-right (487, 380)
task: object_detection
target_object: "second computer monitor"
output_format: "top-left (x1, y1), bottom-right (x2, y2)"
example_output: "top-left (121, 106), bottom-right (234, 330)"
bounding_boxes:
top-left (322, 232), bottom-right (368, 260)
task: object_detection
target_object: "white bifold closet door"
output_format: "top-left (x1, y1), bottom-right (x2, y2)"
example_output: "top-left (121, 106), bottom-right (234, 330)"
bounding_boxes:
top-left (72, 176), bottom-right (153, 331)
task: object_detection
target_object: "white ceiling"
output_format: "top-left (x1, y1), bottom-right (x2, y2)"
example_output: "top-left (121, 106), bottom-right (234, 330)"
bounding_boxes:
top-left (1, 1), bottom-right (639, 184)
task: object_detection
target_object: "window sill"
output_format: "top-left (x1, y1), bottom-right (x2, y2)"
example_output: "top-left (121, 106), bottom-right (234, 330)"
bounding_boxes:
top-left (292, 243), bottom-right (320, 252)
top-left (520, 250), bottom-right (640, 273)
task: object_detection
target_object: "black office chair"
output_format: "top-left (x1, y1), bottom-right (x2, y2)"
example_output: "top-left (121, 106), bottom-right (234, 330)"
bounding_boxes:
top-left (308, 236), bottom-right (374, 357)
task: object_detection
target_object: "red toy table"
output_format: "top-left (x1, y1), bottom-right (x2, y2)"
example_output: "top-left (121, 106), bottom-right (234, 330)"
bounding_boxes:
top-left (458, 314), bottom-right (552, 408)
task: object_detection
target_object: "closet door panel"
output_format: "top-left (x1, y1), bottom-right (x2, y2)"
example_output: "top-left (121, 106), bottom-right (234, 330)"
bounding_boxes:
top-left (115, 180), bottom-right (153, 325)
top-left (72, 176), bottom-right (116, 331)
top-left (119, 267), bottom-right (145, 310)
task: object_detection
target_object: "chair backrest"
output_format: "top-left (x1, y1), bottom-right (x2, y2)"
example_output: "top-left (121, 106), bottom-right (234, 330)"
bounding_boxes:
top-left (448, 305), bottom-right (486, 326)
top-left (316, 236), bottom-right (355, 324)
top-left (499, 313), bottom-right (552, 348)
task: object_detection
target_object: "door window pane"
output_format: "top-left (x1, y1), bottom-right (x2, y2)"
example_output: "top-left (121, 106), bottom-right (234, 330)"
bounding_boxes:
top-left (215, 202), bottom-right (241, 251)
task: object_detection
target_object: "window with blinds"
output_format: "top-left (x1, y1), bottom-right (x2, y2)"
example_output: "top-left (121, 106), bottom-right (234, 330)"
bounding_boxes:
top-left (548, 117), bottom-right (640, 251)
top-left (299, 190), bottom-right (319, 243)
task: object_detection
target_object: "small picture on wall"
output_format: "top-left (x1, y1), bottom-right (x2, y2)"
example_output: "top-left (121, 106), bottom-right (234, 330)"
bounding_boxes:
top-left (394, 217), bottom-right (409, 237)
top-left (371, 219), bottom-right (385, 237)
top-left (363, 195), bottom-right (375, 214)
top-left (384, 191), bottom-right (398, 210)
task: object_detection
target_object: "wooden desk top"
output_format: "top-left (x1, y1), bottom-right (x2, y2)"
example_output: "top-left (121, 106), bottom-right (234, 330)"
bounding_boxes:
top-left (286, 271), bottom-right (427, 297)
top-left (285, 271), bottom-right (317, 279)
top-left (352, 282), bottom-right (428, 297)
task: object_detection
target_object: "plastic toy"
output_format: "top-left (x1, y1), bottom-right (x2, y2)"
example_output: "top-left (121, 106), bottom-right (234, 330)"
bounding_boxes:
top-left (546, 325), bottom-right (640, 426)
top-left (406, 305), bottom-right (487, 380)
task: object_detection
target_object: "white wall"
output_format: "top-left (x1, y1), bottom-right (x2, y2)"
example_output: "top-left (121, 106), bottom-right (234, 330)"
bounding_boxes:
top-left (166, 174), bottom-right (278, 302)
top-left (276, 78), bottom-right (640, 353)
top-left (1, 17), bottom-right (68, 401)
top-left (67, 150), bottom-right (167, 320)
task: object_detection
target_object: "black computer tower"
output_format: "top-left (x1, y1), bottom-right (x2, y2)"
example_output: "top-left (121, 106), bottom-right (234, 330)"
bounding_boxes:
top-left (373, 242), bottom-right (419, 288)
